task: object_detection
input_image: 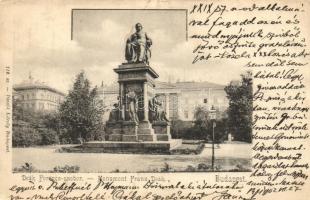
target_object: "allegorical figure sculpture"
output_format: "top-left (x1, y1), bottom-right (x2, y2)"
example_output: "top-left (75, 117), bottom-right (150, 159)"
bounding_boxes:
top-left (108, 103), bottom-right (119, 122)
top-left (108, 95), bottom-right (125, 122)
top-left (125, 23), bottom-right (152, 64)
top-left (126, 89), bottom-right (139, 124)
top-left (149, 95), bottom-right (169, 122)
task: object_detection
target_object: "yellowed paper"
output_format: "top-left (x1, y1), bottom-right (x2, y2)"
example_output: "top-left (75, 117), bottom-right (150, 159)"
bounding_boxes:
top-left (0, 0), bottom-right (310, 199)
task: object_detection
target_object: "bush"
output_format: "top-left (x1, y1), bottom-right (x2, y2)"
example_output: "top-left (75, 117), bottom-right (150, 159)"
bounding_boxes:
top-left (53, 165), bottom-right (80, 173)
top-left (161, 162), bottom-right (171, 172)
top-left (170, 119), bottom-right (228, 142)
top-left (170, 120), bottom-right (192, 139)
top-left (13, 103), bottom-right (71, 146)
top-left (12, 127), bottom-right (41, 147)
top-left (185, 165), bottom-right (196, 172)
top-left (13, 163), bottom-right (80, 173)
top-left (228, 164), bottom-right (251, 172)
top-left (13, 163), bottom-right (36, 173)
top-left (197, 163), bottom-right (210, 170)
top-left (39, 128), bottom-right (59, 145)
top-left (13, 125), bottom-right (60, 147)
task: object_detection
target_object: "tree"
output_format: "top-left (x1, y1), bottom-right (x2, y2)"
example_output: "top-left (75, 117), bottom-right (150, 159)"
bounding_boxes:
top-left (170, 106), bottom-right (229, 142)
top-left (39, 128), bottom-right (59, 145)
top-left (170, 120), bottom-right (192, 139)
top-left (193, 106), bottom-right (228, 142)
top-left (12, 127), bottom-right (41, 147)
top-left (192, 106), bottom-right (208, 139)
top-left (59, 71), bottom-right (104, 142)
top-left (224, 71), bottom-right (253, 142)
top-left (194, 106), bottom-right (208, 127)
top-left (12, 96), bottom-right (24, 122)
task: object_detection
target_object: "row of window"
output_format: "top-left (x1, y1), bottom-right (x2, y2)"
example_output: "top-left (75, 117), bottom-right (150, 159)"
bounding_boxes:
top-left (183, 97), bottom-right (225, 105)
top-left (22, 102), bottom-right (59, 110)
top-left (20, 92), bottom-right (63, 103)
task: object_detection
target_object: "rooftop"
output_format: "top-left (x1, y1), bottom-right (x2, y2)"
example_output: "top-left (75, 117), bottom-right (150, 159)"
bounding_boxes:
top-left (13, 74), bottom-right (65, 96)
top-left (174, 81), bottom-right (224, 90)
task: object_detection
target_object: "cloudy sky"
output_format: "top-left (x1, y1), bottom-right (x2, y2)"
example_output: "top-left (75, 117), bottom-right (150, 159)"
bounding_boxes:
top-left (13, 9), bottom-right (243, 93)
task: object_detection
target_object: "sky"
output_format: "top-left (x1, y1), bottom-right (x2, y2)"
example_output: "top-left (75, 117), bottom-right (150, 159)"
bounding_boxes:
top-left (13, 9), bottom-right (243, 93)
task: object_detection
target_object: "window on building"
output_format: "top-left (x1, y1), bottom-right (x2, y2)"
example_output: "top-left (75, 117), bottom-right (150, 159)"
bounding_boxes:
top-left (184, 111), bottom-right (189, 119)
top-left (27, 94), bottom-right (29, 100)
top-left (203, 98), bottom-right (208, 103)
top-left (214, 97), bottom-right (218, 104)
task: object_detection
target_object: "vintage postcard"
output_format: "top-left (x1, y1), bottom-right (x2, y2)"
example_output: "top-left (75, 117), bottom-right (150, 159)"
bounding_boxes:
top-left (0, 0), bottom-right (309, 199)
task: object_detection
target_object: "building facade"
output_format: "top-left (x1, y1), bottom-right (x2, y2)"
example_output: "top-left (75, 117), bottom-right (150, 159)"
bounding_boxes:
top-left (13, 75), bottom-right (65, 112)
top-left (100, 80), bottom-right (229, 122)
top-left (173, 82), bottom-right (228, 120)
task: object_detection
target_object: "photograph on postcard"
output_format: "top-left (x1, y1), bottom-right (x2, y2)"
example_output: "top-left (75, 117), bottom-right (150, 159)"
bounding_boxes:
top-left (12, 9), bottom-right (252, 173)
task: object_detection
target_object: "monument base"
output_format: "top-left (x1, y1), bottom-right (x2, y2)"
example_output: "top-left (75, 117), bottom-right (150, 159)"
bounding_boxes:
top-left (76, 140), bottom-right (182, 154)
top-left (122, 121), bottom-right (138, 141)
top-left (107, 121), bottom-right (123, 141)
top-left (137, 121), bottom-right (157, 141)
top-left (109, 134), bottom-right (123, 141)
top-left (152, 121), bottom-right (171, 141)
top-left (156, 134), bottom-right (171, 141)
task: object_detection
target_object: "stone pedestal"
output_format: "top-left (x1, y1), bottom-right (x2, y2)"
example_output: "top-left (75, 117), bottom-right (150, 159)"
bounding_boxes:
top-left (81, 139), bottom-right (183, 154)
top-left (122, 121), bottom-right (138, 141)
top-left (101, 62), bottom-right (180, 151)
top-left (137, 121), bottom-right (157, 141)
top-left (112, 62), bottom-right (159, 142)
top-left (152, 121), bottom-right (171, 141)
top-left (107, 121), bottom-right (123, 141)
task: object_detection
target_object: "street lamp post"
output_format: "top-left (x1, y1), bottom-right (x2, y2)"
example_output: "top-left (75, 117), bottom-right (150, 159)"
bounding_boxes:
top-left (209, 105), bottom-right (216, 171)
